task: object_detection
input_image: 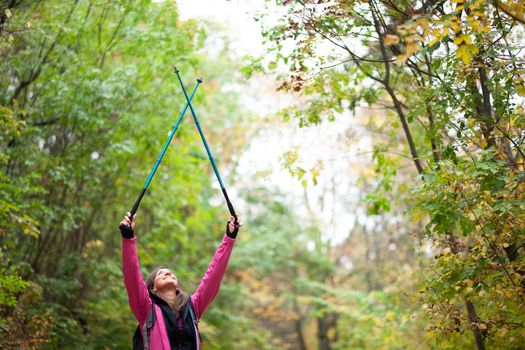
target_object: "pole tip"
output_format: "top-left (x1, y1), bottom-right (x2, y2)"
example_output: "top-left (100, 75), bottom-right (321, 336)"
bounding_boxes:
top-left (173, 65), bottom-right (180, 74)
top-left (197, 77), bottom-right (203, 83)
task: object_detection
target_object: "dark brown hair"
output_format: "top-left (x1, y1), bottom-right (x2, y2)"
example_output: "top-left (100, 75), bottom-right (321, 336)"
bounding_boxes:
top-left (146, 266), bottom-right (189, 318)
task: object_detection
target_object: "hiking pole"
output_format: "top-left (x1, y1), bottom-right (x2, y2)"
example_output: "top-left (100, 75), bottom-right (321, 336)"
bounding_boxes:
top-left (174, 66), bottom-right (238, 223)
top-left (120, 79), bottom-right (202, 234)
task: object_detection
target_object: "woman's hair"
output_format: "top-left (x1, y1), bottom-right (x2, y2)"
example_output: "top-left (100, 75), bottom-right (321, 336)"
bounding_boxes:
top-left (146, 266), bottom-right (189, 319)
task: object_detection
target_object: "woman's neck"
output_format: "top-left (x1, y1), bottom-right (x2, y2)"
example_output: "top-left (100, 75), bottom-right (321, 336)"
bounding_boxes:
top-left (158, 289), bottom-right (178, 309)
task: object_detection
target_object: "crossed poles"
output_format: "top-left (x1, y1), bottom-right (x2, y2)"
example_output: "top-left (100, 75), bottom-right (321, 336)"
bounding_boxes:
top-left (120, 67), bottom-right (237, 235)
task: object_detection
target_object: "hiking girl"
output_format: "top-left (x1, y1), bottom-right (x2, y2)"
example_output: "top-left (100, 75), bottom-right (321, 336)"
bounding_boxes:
top-left (119, 212), bottom-right (241, 350)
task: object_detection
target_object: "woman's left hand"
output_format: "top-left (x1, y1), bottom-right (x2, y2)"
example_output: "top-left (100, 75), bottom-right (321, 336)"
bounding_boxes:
top-left (227, 215), bottom-right (242, 236)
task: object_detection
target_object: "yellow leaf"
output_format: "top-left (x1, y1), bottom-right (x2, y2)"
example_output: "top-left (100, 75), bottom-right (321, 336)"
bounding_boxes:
top-left (453, 34), bottom-right (472, 45)
top-left (470, 0), bottom-right (483, 10)
top-left (480, 138), bottom-right (488, 148)
top-left (450, 23), bottom-right (460, 33)
top-left (406, 39), bottom-right (419, 56)
top-left (384, 34), bottom-right (400, 46)
top-left (417, 19), bottom-right (430, 36)
top-left (469, 17), bottom-right (480, 32)
top-left (517, 85), bottom-right (525, 97)
top-left (428, 38), bottom-right (440, 47)
top-left (5, 9), bottom-right (12, 18)
top-left (464, 287), bottom-right (474, 295)
top-left (396, 54), bottom-right (408, 63)
top-left (481, 25), bottom-right (491, 33)
top-left (456, 44), bottom-right (479, 64)
top-left (430, 28), bottom-right (442, 37)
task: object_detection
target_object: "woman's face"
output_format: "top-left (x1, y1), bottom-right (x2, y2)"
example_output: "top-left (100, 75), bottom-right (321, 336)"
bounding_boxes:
top-left (153, 268), bottom-right (179, 292)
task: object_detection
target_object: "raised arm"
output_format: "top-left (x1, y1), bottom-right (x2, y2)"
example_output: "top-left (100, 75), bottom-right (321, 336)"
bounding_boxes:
top-left (120, 213), bottom-right (152, 325)
top-left (192, 217), bottom-right (240, 319)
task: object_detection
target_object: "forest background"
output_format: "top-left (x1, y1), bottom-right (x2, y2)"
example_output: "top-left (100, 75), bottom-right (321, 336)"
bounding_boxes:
top-left (1, 0), bottom-right (524, 349)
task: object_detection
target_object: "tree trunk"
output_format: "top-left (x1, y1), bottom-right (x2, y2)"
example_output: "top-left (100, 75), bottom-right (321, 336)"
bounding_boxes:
top-left (293, 299), bottom-right (308, 350)
top-left (317, 316), bottom-right (332, 350)
top-left (465, 300), bottom-right (486, 350)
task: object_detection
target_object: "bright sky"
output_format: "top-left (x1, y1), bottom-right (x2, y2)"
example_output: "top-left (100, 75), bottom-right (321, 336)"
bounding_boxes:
top-left (176, 0), bottom-right (376, 246)
top-left (178, 0), bottom-right (267, 56)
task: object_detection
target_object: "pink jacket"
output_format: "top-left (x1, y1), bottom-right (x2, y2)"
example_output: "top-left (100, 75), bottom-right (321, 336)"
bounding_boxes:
top-left (122, 234), bottom-right (236, 350)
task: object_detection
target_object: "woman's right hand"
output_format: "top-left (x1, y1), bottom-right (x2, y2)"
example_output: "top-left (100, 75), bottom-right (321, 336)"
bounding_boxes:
top-left (226, 215), bottom-right (241, 238)
top-left (119, 212), bottom-right (136, 237)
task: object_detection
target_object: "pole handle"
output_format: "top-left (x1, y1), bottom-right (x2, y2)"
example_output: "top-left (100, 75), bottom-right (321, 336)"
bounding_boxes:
top-left (119, 181), bottom-right (147, 234)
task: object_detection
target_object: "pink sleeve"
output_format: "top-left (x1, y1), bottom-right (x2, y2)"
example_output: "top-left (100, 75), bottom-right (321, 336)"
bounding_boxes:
top-left (192, 234), bottom-right (235, 319)
top-left (122, 237), bottom-right (152, 326)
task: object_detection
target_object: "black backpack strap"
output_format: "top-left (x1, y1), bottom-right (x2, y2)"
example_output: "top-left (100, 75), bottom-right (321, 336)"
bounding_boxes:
top-left (187, 295), bottom-right (196, 323)
top-left (133, 326), bottom-right (143, 350)
top-left (188, 296), bottom-right (202, 343)
top-left (188, 301), bottom-right (196, 325)
top-left (142, 303), bottom-right (156, 350)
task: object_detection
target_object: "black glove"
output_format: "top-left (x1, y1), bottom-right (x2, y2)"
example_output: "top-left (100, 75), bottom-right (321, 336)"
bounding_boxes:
top-left (226, 221), bottom-right (239, 239)
top-left (119, 224), bottom-right (134, 239)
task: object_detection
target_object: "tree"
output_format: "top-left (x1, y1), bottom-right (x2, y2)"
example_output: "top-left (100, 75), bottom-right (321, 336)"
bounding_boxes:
top-left (1, 0), bottom-right (253, 347)
top-left (250, 0), bottom-right (525, 348)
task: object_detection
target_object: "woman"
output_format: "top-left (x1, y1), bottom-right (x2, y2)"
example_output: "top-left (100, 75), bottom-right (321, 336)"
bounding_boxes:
top-left (119, 212), bottom-right (240, 350)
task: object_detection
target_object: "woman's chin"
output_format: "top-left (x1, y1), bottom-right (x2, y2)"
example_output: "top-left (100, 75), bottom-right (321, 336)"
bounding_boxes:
top-left (158, 282), bottom-right (178, 291)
